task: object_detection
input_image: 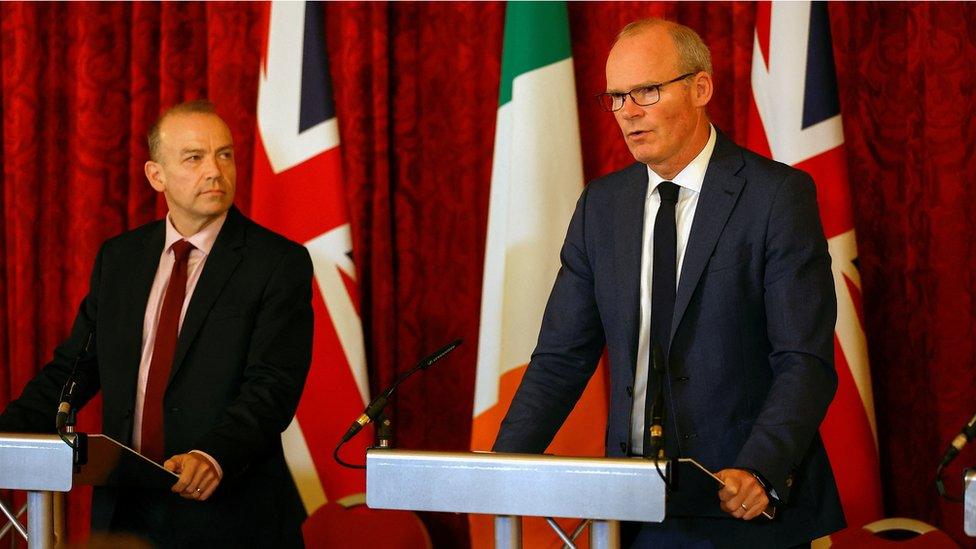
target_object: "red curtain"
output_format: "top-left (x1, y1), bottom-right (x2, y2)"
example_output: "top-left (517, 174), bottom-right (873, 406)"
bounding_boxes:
top-left (0, 2), bottom-right (974, 547)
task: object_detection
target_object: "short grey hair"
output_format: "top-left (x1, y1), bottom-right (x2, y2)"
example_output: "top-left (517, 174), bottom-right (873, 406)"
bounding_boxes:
top-left (147, 100), bottom-right (218, 162)
top-left (615, 18), bottom-right (713, 76)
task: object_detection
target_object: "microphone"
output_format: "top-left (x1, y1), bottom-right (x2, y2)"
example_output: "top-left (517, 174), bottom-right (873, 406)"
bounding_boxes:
top-left (940, 411), bottom-right (976, 468)
top-left (339, 339), bottom-right (462, 445)
top-left (648, 344), bottom-right (666, 459)
top-left (56, 330), bottom-right (95, 432)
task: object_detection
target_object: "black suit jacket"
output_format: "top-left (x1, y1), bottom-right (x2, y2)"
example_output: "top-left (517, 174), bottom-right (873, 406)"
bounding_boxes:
top-left (494, 133), bottom-right (846, 547)
top-left (0, 207), bottom-right (312, 546)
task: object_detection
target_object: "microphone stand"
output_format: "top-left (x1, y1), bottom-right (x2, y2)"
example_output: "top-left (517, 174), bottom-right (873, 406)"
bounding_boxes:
top-left (334, 339), bottom-right (463, 469)
top-left (374, 412), bottom-right (394, 450)
top-left (648, 345), bottom-right (670, 490)
top-left (56, 330), bottom-right (95, 453)
top-left (937, 411), bottom-right (976, 501)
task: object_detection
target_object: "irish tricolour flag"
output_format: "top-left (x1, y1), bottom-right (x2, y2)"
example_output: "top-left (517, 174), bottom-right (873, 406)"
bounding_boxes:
top-left (470, 3), bottom-right (608, 547)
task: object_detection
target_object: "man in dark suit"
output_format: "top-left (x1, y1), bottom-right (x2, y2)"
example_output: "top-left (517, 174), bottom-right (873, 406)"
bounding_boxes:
top-left (493, 18), bottom-right (846, 547)
top-left (0, 100), bottom-right (312, 546)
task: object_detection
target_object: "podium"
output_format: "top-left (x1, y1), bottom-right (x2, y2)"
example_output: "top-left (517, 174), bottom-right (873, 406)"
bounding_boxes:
top-left (365, 449), bottom-right (667, 549)
top-left (966, 469), bottom-right (975, 537)
top-left (0, 432), bottom-right (177, 548)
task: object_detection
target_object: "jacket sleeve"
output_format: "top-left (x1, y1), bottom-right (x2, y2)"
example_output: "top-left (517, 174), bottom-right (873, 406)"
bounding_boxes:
top-left (733, 169), bottom-right (838, 499)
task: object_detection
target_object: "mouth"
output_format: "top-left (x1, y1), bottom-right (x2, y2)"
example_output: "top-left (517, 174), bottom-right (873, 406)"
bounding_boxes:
top-left (627, 129), bottom-right (652, 140)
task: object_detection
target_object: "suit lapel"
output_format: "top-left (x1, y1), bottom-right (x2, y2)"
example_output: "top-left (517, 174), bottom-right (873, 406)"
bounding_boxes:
top-left (168, 208), bottom-right (245, 383)
top-left (117, 223), bottom-right (166, 404)
top-left (611, 163), bottom-right (649, 375)
top-left (110, 223), bottom-right (166, 406)
top-left (671, 135), bottom-right (745, 344)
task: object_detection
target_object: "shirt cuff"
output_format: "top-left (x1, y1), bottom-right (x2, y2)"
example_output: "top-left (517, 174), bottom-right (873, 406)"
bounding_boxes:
top-left (189, 449), bottom-right (224, 479)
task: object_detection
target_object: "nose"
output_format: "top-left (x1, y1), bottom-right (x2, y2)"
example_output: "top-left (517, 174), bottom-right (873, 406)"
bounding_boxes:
top-left (619, 95), bottom-right (644, 119)
top-left (203, 154), bottom-right (223, 182)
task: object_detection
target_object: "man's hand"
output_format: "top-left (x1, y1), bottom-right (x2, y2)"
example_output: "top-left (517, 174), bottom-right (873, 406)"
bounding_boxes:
top-left (164, 452), bottom-right (221, 501)
top-left (716, 468), bottom-right (769, 520)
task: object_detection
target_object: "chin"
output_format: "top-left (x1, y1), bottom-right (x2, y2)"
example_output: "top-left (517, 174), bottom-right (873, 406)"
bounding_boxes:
top-left (623, 141), bottom-right (650, 160)
top-left (631, 150), bottom-right (661, 166)
top-left (200, 203), bottom-right (231, 217)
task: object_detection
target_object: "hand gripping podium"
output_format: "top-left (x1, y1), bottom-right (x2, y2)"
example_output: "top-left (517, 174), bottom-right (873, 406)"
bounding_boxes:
top-left (0, 432), bottom-right (177, 548)
top-left (365, 449), bottom-right (667, 549)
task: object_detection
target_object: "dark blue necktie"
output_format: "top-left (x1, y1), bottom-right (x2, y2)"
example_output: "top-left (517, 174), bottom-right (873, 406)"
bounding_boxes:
top-left (644, 181), bottom-right (678, 457)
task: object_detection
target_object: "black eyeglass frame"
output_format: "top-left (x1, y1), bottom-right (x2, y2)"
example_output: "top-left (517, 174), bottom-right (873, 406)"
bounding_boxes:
top-left (596, 72), bottom-right (697, 112)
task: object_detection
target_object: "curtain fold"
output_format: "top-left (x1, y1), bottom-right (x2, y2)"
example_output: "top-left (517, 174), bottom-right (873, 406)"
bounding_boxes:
top-left (0, 2), bottom-right (974, 546)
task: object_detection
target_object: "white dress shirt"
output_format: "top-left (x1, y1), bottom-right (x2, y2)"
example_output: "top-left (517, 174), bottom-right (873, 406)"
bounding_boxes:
top-left (630, 126), bottom-right (717, 454)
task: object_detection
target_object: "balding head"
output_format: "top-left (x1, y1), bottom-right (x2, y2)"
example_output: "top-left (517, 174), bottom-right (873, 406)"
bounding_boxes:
top-left (614, 18), bottom-right (713, 77)
top-left (147, 100), bottom-right (222, 163)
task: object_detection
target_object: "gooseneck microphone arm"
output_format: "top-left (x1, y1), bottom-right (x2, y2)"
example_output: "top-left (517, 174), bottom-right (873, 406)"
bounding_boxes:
top-left (648, 344), bottom-right (671, 490)
top-left (334, 339), bottom-right (463, 469)
top-left (936, 410), bottom-right (976, 501)
top-left (56, 329), bottom-right (95, 448)
top-left (648, 345), bottom-right (666, 459)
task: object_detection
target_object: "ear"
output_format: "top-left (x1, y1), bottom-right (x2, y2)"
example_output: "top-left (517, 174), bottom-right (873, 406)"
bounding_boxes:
top-left (691, 72), bottom-right (713, 108)
top-left (145, 160), bottom-right (166, 192)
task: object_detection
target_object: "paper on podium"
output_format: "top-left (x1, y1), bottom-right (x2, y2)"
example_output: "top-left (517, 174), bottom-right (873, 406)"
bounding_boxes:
top-left (667, 458), bottom-right (775, 520)
top-left (73, 433), bottom-right (179, 491)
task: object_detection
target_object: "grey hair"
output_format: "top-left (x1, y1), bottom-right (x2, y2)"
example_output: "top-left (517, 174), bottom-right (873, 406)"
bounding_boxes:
top-left (615, 18), bottom-right (713, 76)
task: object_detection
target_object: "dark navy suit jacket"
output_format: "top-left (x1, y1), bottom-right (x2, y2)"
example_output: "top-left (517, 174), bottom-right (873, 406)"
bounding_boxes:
top-left (494, 133), bottom-right (846, 547)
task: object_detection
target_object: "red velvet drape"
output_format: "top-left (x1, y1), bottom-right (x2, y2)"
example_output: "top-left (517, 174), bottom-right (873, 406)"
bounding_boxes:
top-left (1, 2), bottom-right (974, 547)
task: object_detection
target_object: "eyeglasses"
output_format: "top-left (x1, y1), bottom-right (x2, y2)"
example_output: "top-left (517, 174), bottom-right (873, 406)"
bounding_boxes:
top-left (596, 72), bottom-right (696, 112)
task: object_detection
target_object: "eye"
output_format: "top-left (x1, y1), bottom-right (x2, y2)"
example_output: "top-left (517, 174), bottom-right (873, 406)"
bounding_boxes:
top-left (184, 154), bottom-right (201, 163)
top-left (633, 86), bottom-right (657, 98)
top-left (219, 150), bottom-right (234, 160)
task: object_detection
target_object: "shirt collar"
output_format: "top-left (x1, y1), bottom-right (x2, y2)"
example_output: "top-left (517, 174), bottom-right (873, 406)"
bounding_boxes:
top-left (646, 124), bottom-right (717, 196)
top-left (163, 212), bottom-right (227, 256)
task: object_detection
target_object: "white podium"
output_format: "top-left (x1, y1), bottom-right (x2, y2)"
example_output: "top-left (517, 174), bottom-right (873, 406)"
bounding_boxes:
top-left (0, 433), bottom-right (73, 548)
top-left (365, 449), bottom-right (667, 549)
top-left (965, 468), bottom-right (975, 537)
top-left (0, 432), bottom-right (176, 548)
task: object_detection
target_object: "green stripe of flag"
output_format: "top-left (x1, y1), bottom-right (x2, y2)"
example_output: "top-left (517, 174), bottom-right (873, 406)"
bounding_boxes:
top-left (498, 1), bottom-right (573, 106)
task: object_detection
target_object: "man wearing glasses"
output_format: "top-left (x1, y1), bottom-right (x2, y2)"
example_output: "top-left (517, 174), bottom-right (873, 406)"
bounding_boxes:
top-left (494, 18), bottom-right (845, 548)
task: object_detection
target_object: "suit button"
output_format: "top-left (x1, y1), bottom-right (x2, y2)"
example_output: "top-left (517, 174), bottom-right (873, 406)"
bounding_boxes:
top-left (625, 386), bottom-right (633, 397)
top-left (169, 407), bottom-right (180, 412)
top-left (682, 433), bottom-right (698, 440)
top-left (675, 376), bottom-right (689, 382)
top-left (123, 410), bottom-right (132, 419)
top-left (619, 442), bottom-right (628, 453)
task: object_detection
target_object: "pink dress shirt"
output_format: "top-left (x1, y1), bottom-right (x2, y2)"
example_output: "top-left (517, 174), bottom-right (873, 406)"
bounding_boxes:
top-left (132, 212), bottom-right (226, 477)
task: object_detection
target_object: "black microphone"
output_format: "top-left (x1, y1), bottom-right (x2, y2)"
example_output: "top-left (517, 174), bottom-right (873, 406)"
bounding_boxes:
top-left (339, 339), bottom-right (462, 444)
top-left (940, 411), bottom-right (976, 467)
top-left (56, 330), bottom-right (95, 431)
top-left (648, 344), bottom-right (666, 459)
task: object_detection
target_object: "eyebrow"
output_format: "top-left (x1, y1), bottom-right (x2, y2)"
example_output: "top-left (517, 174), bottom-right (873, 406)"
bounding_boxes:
top-left (178, 145), bottom-right (234, 156)
top-left (605, 80), bottom-right (662, 94)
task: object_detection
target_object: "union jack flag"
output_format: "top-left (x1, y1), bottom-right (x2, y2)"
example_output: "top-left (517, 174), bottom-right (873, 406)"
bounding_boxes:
top-left (250, 0), bottom-right (372, 536)
top-left (748, 1), bottom-right (883, 529)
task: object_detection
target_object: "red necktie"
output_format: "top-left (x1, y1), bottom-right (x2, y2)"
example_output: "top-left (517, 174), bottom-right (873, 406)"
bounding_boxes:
top-left (141, 239), bottom-right (194, 462)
